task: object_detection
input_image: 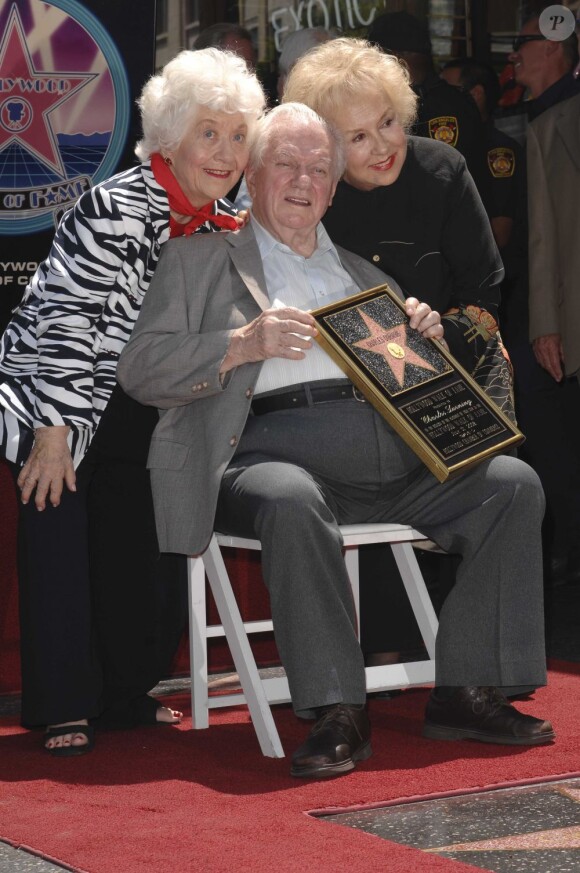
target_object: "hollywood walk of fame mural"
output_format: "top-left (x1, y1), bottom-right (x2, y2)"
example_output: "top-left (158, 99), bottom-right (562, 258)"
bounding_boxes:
top-left (0, 0), bottom-right (154, 329)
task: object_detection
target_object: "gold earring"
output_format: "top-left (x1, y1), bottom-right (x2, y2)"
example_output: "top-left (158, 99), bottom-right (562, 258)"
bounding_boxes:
top-left (163, 155), bottom-right (172, 166)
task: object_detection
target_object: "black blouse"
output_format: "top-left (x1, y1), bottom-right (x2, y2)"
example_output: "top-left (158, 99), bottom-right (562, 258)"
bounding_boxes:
top-left (323, 137), bottom-right (504, 367)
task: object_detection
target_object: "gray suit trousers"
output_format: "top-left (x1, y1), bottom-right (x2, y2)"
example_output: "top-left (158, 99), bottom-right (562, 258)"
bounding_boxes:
top-left (216, 399), bottom-right (547, 717)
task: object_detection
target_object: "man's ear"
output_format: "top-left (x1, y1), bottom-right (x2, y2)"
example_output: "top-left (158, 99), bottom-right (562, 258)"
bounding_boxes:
top-left (245, 165), bottom-right (257, 201)
top-left (328, 180), bottom-right (338, 208)
top-left (544, 39), bottom-right (560, 59)
top-left (469, 83), bottom-right (486, 115)
top-left (470, 83), bottom-right (485, 101)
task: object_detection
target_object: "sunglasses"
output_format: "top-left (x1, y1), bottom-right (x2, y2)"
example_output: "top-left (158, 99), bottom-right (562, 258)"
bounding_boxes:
top-left (512, 34), bottom-right (547, 52)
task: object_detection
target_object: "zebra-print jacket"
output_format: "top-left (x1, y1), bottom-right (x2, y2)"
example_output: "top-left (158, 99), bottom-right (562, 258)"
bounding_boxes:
top-left (0, 160), bottom-right (236, 467)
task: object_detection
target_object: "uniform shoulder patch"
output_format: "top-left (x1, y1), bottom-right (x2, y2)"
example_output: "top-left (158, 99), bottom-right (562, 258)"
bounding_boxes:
top-left (487, 147), bottom-right (515, 178)
top-left (428, 116), bottom-right (459, 147)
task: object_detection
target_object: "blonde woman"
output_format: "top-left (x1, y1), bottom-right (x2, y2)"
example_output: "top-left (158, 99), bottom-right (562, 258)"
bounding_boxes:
top-left (285, 38), bottom-right (518, 671)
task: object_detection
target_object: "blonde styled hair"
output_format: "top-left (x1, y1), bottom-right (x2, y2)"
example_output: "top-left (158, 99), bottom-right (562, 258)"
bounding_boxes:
top-left (283, 37), bottom-right (417, 132)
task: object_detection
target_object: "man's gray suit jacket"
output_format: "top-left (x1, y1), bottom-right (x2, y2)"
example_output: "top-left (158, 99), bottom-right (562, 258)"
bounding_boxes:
top-left (117, 222), bottom-right (401, 556)
top-left (528, 92), bottom-right (580, 376)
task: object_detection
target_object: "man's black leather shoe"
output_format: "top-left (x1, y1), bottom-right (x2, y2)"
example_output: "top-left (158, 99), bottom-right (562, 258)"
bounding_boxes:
top-left (423, 686), bottom-right (555, 746)
top-left (290, 704), bottom-right (372, 778)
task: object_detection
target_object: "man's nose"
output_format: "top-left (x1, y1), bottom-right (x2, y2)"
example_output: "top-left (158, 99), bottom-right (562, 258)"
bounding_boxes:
top-left (292, 168), bottom-right (311, 186)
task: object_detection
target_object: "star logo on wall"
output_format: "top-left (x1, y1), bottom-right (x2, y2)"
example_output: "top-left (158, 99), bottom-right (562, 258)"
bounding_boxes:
top-left (353, 309), bottom-right (438, 387)
top-left (0, 6), bottom-right (96, 177)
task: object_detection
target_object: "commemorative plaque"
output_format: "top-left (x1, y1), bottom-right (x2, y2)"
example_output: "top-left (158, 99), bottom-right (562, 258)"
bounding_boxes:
top-left (311, 283), bottom-right (523, 482)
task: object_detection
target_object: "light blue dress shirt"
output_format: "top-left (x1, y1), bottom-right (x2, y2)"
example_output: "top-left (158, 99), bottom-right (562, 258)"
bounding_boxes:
top-left (252, 216), bottom-right (361, 395)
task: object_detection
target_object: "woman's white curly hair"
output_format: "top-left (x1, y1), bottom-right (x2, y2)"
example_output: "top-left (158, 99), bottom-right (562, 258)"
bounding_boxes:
top-left (135, 48), bottom-right (266, 161)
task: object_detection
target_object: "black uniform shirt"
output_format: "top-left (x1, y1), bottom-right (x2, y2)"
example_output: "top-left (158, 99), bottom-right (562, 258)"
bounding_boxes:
top-left (413, 72), bottom-right (490, 207)
top-left (485, 123), bottom-right (524, 221)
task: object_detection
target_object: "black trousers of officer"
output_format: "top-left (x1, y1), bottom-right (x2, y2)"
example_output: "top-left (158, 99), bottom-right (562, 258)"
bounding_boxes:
top-left (12, 385), bottom-right (187, 727)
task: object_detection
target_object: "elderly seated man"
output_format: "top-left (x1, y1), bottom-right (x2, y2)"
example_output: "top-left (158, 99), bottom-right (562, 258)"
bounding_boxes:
top-left (118, 103), bottom-right (553, 779)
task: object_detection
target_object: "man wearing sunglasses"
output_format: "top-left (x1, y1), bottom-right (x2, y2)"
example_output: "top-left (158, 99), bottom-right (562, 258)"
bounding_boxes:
top-left (508, 15), bottom-right (580, 120)
top-left (501, 13), bottom-right (580, 588)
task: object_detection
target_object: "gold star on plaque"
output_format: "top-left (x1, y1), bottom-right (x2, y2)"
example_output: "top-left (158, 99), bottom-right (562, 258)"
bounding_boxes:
top-left (353, 309), bottom-right (438, 387)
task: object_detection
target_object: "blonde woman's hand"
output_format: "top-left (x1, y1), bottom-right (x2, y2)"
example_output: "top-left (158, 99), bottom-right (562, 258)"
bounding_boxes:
top-left (405, 297), bottom-right (447, 347)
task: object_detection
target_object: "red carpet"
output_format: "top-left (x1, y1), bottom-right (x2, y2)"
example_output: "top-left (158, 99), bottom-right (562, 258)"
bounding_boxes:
top-left (0, 662), bottom-right (579, 873)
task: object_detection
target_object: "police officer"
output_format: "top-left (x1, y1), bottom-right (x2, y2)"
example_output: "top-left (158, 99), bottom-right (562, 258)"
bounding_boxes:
top-left (440, 59), bottom-right (524, 256)
top-left (368, 11), bottom-right (490, 206)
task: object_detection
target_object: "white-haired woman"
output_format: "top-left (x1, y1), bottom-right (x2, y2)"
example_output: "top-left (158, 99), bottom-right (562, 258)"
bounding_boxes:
top-left (0, 48), bottom-right (265, 755)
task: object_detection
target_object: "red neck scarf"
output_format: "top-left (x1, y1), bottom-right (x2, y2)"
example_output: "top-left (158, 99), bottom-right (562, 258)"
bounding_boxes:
top-left (151, 152), bottom-right (238, 238)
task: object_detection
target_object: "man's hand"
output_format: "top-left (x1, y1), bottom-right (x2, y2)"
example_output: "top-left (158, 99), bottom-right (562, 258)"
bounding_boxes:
top-left (533, 333), bottom-right (564, 382)
top-left (17, 426), bottom-right (75, 510)
top-left (221, 307), bottom-right (318, 374)
top-left (405, 297), bottom-right (447, 346)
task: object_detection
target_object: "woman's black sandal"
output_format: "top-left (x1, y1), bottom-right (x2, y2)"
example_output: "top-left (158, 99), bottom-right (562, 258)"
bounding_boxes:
top-left (44, 724), bottom-right (95, 757)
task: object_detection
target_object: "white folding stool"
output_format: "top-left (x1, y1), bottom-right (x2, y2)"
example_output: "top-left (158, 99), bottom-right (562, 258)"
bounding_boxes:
top-left (187, 522), bottom-right (439, 757)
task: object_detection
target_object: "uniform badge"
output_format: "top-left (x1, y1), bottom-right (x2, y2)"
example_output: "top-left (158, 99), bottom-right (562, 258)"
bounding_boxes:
top-left (488, 147), bottom-right (515, 178)
top-left (428, 116), bottom-right (458, 147)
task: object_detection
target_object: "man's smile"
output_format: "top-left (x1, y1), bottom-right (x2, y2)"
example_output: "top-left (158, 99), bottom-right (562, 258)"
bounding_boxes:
top-left (285, 195), bottom-right (311, 206)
